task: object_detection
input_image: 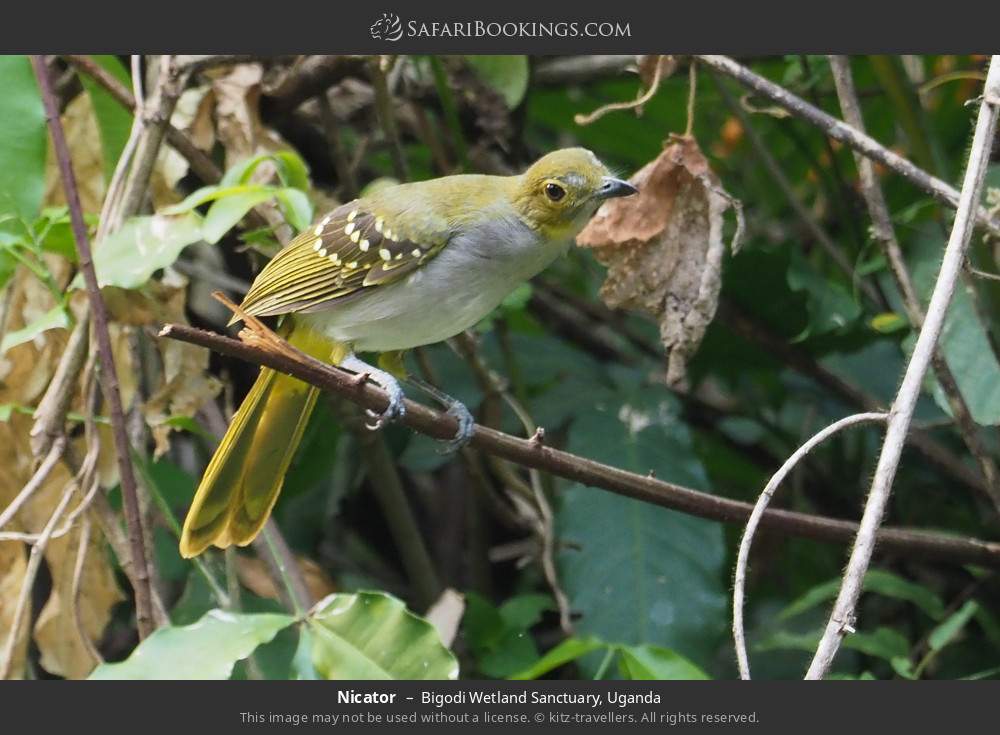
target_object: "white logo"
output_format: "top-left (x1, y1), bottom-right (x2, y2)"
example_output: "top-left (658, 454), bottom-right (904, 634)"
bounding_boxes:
top-left (370, 13), bottom-right (403, 41)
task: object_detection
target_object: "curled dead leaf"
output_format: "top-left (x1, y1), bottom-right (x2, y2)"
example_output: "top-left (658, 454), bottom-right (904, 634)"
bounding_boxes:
top-left (235, 554), bottom-right (336, 603)
top-left (577, 134), bottom-right (743, 388)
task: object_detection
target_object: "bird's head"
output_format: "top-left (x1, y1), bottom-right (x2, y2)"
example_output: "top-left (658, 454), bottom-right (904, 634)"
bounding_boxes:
top-left (511, 148), bottom-right (637, 241)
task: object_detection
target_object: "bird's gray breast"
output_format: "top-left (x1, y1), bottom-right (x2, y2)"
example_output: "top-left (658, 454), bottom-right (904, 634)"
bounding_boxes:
top-left (307, 215), bottom-right (565, 351)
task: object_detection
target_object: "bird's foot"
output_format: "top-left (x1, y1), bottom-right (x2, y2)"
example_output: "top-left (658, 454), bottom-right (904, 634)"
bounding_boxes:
top-left (341, 355), bottom-right (407, 430)
top-left (406, 375), bottom-right (476, 453)
top-left (440, 400), bottom-right (475, 453)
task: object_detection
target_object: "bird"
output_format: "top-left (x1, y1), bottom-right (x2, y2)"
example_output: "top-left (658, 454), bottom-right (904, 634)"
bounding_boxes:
top-left (179, 147), bottom-right (637, 558)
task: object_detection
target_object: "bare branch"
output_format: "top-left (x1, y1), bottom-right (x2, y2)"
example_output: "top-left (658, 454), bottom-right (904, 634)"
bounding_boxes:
top-left (805, 56), bottom-right (1000, 680)
top-left (158, 320), bottom-right (1000, 570)
top-left (733, 412), bottom-right (888, 680)
top-left (32, 55), bottom-right (156, 639)
top-left (696, 55), bottom-right (1000, 239)
top-left (828, 55), bottom-right (1000, 514)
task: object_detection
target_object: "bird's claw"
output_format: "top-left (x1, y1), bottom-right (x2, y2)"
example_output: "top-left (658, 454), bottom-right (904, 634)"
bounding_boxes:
top-left (438, 401), bottom-right (475, 454)
top-left (364, 379), bottom-right (406, 430)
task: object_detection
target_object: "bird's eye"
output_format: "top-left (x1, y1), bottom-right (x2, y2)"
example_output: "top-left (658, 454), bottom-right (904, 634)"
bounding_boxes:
top-left (544, 183), bottom-right (565, 202)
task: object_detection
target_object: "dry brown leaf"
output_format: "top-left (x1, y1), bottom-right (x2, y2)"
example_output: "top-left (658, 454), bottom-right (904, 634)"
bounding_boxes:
top-left (43, 93), bottom-right (106, 214)
top-left (0, 544), bottom-right (29, 679)
top-left (425, 589), bottom-right (465, 647)
top-left (236, 554), bottom-right (336, 603)
top-left (33, 519), bottom-right (124, 679)
top-left (0, 414), bottom-right (123, 680)
top-left (578, 135), bottom-right (742, 388)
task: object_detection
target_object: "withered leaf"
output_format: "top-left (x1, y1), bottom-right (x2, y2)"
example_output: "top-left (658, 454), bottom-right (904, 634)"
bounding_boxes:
top-left (577, 134), bottom-right (742, 388)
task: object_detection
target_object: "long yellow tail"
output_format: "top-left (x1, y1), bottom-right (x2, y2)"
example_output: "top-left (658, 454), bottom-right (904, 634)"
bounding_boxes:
top-left (179, 325), bottom-right (330, 558)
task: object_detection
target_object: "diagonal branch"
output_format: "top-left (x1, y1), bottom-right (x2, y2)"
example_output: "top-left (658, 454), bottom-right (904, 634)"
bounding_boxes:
top-left (805, 56), bottom-right (1000, 680)
top-left (158, 320), bottom-right (1000, 570)
top-left (31, 55), bottom-right (156, 639)
top-left (695, 55), bottom-right (1000, 239)
top-left (828, 55), bottom-right (1000, 515)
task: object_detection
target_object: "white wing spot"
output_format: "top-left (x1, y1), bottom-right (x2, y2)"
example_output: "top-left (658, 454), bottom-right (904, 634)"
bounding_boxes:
top-left (347, 261), bottom-right (359, 269)
top-left (312, 239), bottom-right (323, 252)
top-left (350, 230), bottom-right (361, 243)
top-left (378, 248), bottom-right (391, 261)
top-left (374, 217), bottom-right (384, 233)
top-left (318, 248), bottom-right (328, 257)
top-left (411, 248), bottom-right (422, 257)
top-left (394, 252), bottom-right (403, 260)
top-left (347, 209), bottom-right (358, 222)
top-left (313, 224), bottom-right (324, 236)
top-left (359, 239), bottom-right (370, 252)
top-left (344, 222), bottom-right (355, 236)
top-left (328, 253), bottom-right (340, 264)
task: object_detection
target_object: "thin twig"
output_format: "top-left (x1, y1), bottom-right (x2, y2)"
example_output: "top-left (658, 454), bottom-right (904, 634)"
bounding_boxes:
top-left (32, 55), bottom-right (155, 640)
top-left (370, 56), bottom-right (408, 181)
top-left (828, 55), bottom-right (1000, 515)
top-left (158, 320), bottom-right (1000, 570)
top-left (0, 479), bottom-right (76, 679)
top-left (718, 301), bottom-right (988, 496)
top-left (712, 74), bottom-right (886, 308)
top-left (575, 55), bottom-right (665, 126)
top-left (805, 56), bottom-right (1000, 680)
top-left (696, 55), bottom-right (1000, 239)
top-left (70, 518), bottom-right (104, 666)
top-left (733, 412), bottom-right (888, 680)
top-left (253, 520), bottom-right (313, 616)
top-left (0, 436), bottom-right (66, 531)
top-left (358, 431), bottom-right (441, 610)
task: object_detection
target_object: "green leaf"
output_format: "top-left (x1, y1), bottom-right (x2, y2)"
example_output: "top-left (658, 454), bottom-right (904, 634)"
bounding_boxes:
top-left (928, 600), bottom-right (979, 652)
top-left (870, 311), bottom-right (908, 334)
top-left (617, 644), bottom-right (711, 680)
top-left (88, 610), bottom-right (293, 679)
top-left (508, 636), bottom-right (608, 680)
top-left (0, 56), bottom-right (46, 226)
top-left (0, 304), bottom-right (70, 355)
top-left (910, 229), bottom-right (1000, 424)
top-left (202, 187), bottom-right (277, 244)
top-left (220, 150), bottom-right (310, 190)
top-left (463, 593), bottom-right (551, 678)
top-left (274, 187), bottom-right (313, 232)
top-left (307, 591), bottom-right (458, 680)
top-left (786, 251), bottom-right (861, 339)
top-left (779, 569), bottom-right (946, 621)
top-left (78, 56), bottom-right (133, 180)
top-left (465, 56), bottom-right (529, 108)
top-left (79, 212), bottom-right (202, 289)
top-left (758, 626), bottom-right (908, 662)
top-left (557, 388), bottom-right (726, 672)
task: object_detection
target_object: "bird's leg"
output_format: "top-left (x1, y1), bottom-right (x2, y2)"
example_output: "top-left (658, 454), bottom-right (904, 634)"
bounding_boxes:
top-left (404, 375), bottom-right (476, 453)
top-left (340, 354), bottom-right (406, 430)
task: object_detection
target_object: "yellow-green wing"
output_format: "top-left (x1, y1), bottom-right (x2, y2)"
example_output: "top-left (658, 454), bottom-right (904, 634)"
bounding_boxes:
top-left (239, 201), bottom-right (448, 319)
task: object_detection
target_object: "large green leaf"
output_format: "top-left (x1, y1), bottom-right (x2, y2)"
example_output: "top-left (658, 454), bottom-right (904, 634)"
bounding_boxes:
top-left (0, 56), bottom-right (46, 224)
top-left (79, 55), bottom-right (133, 180)
top-left (779, 569), bottom-right (947, 621)
top-left (556, 383), bottom-right (727, 671)
top-left (81, 212), bottom-right (203, 289)
top-left (202, 188), bottom-right (277, 244)
top-left (88, 610), bottom-right (293, 679)
top-left (509, 636), bottom-right (607, 680)
top-left (910, 228), bottom-right (1000, 424)
top-left (465, 56), bottom-right (529, 109)
top-left (307, 591), bottom-right (458, 680)
top-left (617, 644), bottom-right (711, 680)
top-left (0, 304), bottom-right (70, 355)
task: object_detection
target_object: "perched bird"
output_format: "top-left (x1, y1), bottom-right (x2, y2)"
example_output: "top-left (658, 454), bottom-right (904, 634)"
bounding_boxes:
top-left (179, 148), bottom-right (637, 557)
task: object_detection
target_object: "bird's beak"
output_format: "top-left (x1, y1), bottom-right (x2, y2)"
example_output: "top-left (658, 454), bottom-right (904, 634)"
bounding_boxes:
top-left (596, 176), bottom-right (638, 200)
